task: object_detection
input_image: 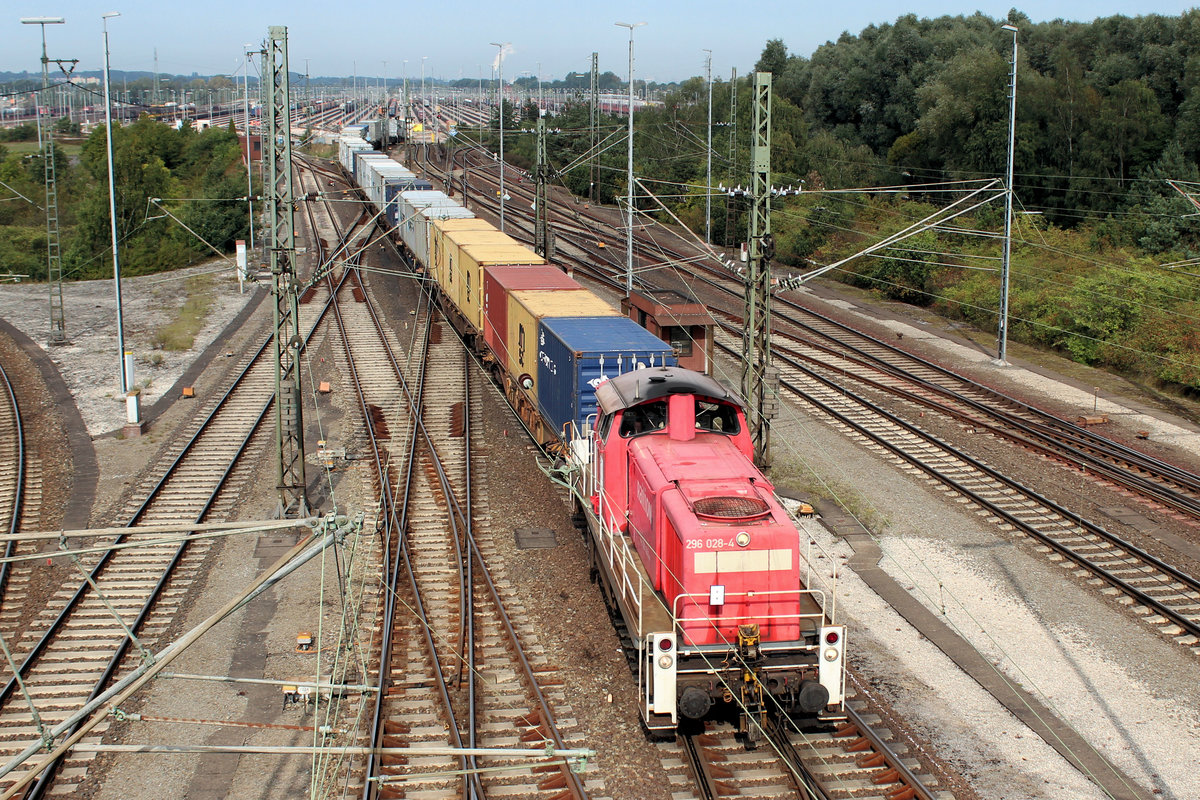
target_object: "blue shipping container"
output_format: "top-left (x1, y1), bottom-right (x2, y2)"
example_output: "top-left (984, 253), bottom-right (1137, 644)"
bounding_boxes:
top-left (537, 316), bottom-right (676, 437)
top-left (384, 180), bottom-right (436, 226)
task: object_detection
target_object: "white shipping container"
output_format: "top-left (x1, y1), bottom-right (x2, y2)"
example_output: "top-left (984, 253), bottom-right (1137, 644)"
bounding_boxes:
top-left (356, 153), bottom-right (390, 188)
top-left (396, 191), bottom-right (470, 268)
top-left (409, 203), bottom-right (475, 271)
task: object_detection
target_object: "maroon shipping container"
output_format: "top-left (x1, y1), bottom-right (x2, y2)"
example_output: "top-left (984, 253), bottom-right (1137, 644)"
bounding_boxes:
top-left (482, 264), bottom-right (580, 369)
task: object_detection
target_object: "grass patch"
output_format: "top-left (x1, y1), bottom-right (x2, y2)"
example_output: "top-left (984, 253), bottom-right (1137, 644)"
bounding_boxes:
top-left (153, 274), bottom-right (216, 351)
top-left (301, 142), bottom-right (337, 160)
top-left (3, 140), bottom-right (83, 159)
top-left (771, 456), bottom-right (890, 536)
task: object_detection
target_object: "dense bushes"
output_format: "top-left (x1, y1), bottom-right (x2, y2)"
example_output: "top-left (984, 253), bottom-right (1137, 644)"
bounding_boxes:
top-left (0, 115), bottom-right (249, 281)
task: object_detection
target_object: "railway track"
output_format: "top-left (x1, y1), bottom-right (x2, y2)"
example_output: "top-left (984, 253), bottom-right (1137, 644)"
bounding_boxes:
top-left (296, 160), bottom-right (595, 798)
top-left (0, 189), bottom-right (351, 796)
top-left (672, 697), bottom-right (948, 800)
top-left (0, 364), bottom-right (25, 605)
top-left (702, 327), bottom-right (1200, 651)
top-left (0, 302), bottom-right (331, 796)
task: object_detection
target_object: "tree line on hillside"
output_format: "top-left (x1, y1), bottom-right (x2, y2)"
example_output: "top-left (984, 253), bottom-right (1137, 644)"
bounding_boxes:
top-left (754, 11), bottom-right (1200, 242)
top-left (0, 117), bottom-right (250, 280)
top-left (468, 9), bottom-right (1200, 392)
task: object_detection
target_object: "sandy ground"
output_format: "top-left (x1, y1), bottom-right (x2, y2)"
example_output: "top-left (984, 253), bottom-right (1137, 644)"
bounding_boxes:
top-left (0, 261), bottom-right (259, 437)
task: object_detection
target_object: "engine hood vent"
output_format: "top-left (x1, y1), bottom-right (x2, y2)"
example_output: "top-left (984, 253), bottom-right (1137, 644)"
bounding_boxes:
top-left (692, 496), bottom-right (771, 520)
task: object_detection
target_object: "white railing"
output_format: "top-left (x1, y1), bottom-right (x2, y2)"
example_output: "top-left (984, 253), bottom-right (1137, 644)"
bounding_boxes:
top-left (794, 516), bottom-right (841, 625)
top-left (564, 420), bottom-right (649, 641)
top-left (671, 588), bottom-right (828, 643)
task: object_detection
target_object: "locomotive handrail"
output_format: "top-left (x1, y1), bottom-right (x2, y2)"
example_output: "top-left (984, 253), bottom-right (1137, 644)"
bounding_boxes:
top-left (798, 533), bottom-right (840, 625)
top-left (595, 507), bottom-right (649, 641)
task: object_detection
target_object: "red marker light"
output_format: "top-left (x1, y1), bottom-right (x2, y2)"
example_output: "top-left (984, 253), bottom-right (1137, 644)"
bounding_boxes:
top-left (659, 638), bottom-right (673, 651)
top-left (825, 631), bottom-right (839, 645)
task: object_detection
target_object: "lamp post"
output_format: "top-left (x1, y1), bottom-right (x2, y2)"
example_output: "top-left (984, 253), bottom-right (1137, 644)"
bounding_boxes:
top-left (616, 21), bottom-right (646, 296)
top-left (243, 44), bottom-right (256, 250)
top-left (490, 41), bottom-right (510, 231)
top-left (997, 22), bottom-right (1018, 366)
top-left (421, 56), bottom-right (427, 119)
top-left (102, 11), bottom-right (128, 395)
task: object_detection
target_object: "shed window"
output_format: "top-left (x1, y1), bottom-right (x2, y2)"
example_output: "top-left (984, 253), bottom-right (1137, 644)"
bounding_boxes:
top-left (667, 326), bottom-right (693, 357)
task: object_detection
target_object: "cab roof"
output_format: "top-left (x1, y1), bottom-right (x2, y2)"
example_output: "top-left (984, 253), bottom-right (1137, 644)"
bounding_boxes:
top-left (595, 366), bottom-right (743, 414)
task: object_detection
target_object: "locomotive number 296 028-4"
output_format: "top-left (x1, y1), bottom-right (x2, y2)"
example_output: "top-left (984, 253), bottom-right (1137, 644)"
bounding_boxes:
top-left (685, 538), bottom-right (738, 550)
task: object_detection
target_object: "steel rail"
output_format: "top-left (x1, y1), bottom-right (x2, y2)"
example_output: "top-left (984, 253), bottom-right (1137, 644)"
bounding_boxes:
top-left (0, 364), bottom-right (24, 603)
top-left (12, 163), bottom-right (351, 794)
top-left (333, 159), bottom-right (588, 795)
top-left (720, 337), bottom-right (1200, 640)
top-left (757, 328), bottom-right (1200, 522)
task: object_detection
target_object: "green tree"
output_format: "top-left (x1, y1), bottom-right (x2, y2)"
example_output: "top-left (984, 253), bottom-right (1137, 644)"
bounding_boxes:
top-left (1082, 79), bottom-right (1167, 185)
top-left (755, 39), bottom-right (789, 78)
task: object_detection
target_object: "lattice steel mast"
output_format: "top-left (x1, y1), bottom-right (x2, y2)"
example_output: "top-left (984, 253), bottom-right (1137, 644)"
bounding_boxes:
top-left (265, 25), bottom-right (308, 516)
top-left (534, 116), bottom-right (553, 258)
top-left (740, 72), bottom-right (778, 468)
top-left (21, 17), bottom-right (74, 344)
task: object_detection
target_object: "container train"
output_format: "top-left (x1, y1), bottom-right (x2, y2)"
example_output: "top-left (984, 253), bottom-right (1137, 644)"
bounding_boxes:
top-left (334, 131), bottom-right (847, 742)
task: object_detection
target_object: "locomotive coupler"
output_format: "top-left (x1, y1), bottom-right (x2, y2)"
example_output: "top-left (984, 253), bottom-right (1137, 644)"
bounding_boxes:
top-left (734, 623), bottom-right (767, 749)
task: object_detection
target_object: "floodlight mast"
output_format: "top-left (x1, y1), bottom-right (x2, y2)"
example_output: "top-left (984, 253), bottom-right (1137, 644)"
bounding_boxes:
top-left (996, 22), bottom-right (1019, 366)
top-left (102, 11), bottom-right (128, 396)
top-left (615, 21), bottom-right (646, 297)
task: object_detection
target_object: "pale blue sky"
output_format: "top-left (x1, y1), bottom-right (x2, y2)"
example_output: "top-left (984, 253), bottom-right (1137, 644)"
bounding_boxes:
top-left (6, 1), bottom-right (1199, 84)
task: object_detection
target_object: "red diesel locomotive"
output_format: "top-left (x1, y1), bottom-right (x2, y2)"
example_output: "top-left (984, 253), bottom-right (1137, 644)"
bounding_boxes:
top-left (568, 366), bottom-right (846, 741)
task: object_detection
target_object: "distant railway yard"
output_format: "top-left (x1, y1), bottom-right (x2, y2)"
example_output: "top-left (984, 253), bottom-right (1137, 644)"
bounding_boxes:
top-left (3, 30), bottom-right (1200, 800)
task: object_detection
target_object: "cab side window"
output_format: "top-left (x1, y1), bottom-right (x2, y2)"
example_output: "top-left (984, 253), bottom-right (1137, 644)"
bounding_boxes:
top-left (695, 399), bottom-right (740, 434)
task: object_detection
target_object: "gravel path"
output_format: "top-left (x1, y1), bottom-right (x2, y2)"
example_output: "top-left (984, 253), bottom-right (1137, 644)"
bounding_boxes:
top-left (0, 262), bottom-right (258, 437)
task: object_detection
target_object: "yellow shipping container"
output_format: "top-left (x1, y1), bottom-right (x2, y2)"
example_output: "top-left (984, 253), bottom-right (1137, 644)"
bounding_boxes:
top-left (454, 243), bottom-right (545, 330)
top-left (442, 231), bottom-right (515, 301)
top-left (429, 218), bottom-right (495, 292)
top-left (506, 289), bottom-right (618, 397)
